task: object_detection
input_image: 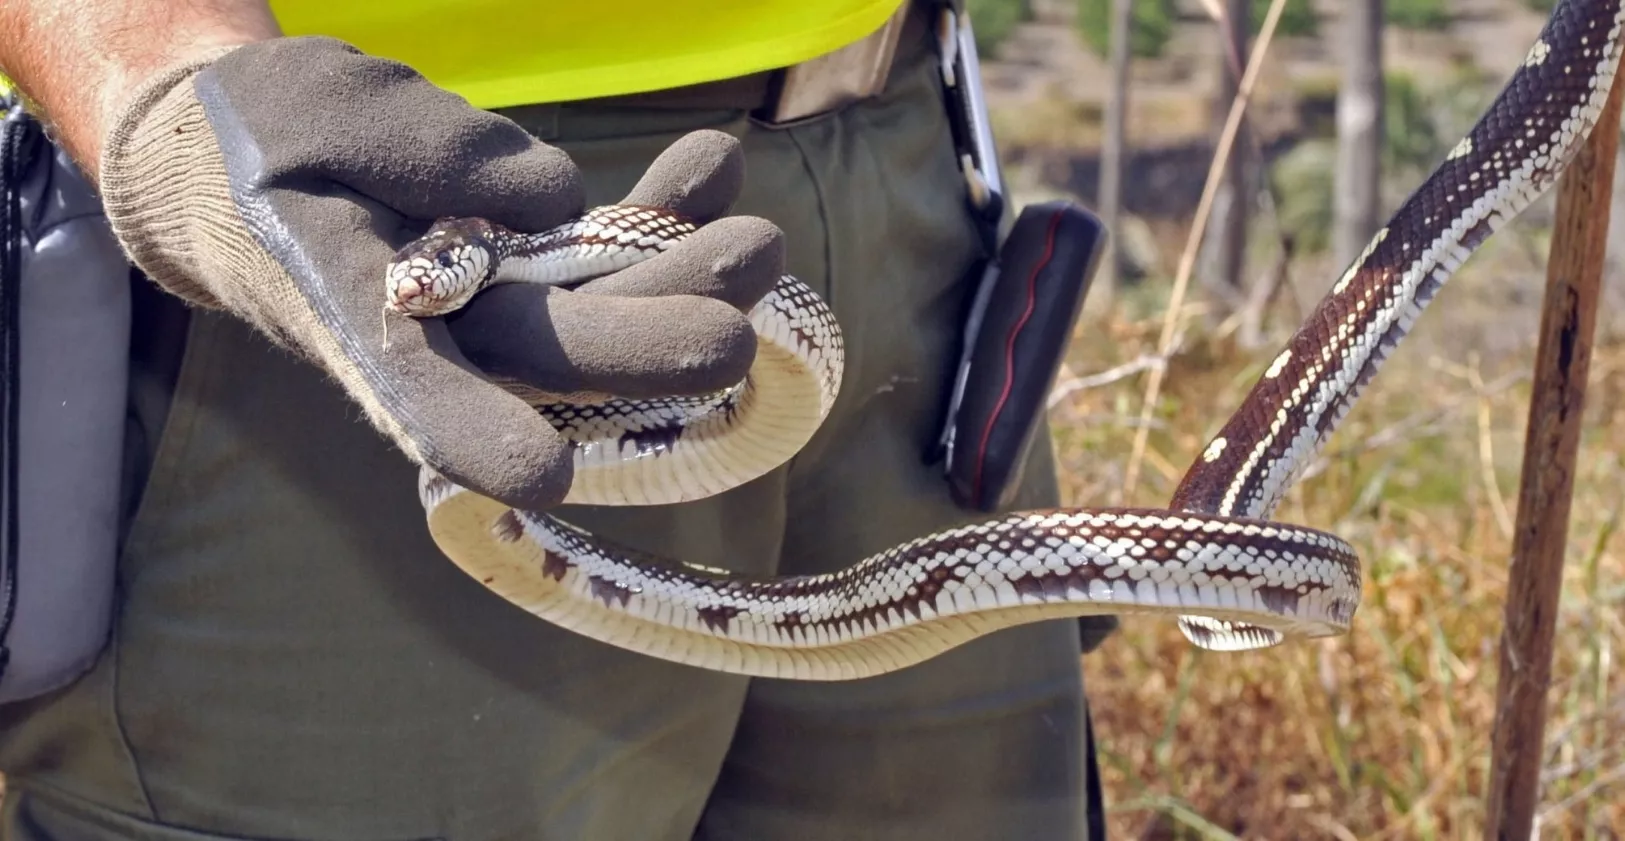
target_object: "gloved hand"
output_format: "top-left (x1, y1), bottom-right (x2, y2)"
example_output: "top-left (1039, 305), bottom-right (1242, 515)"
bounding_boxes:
top-left (96, 36), bottom-right (782, 510)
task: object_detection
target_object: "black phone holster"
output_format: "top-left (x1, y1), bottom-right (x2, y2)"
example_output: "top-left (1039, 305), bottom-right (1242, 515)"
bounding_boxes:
top-left (924, 6), bottom-right (1108, 513)
top-left (937, 201), bottom-right (1106, 511)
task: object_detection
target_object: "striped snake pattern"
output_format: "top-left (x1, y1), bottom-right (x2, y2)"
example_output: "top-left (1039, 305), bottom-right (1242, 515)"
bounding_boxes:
top-left (388, 0), bottom-right (1625, 680)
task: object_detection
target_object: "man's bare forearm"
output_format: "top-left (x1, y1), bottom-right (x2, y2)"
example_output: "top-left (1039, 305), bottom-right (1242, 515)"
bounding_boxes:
top-left (0, 0), bottom-right (280, 179)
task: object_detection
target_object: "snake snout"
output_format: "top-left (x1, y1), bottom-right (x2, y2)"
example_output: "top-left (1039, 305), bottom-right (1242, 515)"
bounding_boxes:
top-left (386, 218), bottom-right (504, 316)
top-left (384, 264), bottom-right (441, 315)
top-left (391, 277), bottom-right (426, 306)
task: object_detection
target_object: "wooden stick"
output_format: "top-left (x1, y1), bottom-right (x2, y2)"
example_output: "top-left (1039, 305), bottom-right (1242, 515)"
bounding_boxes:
top-left (1482, 65), bottom-right (1624, 841)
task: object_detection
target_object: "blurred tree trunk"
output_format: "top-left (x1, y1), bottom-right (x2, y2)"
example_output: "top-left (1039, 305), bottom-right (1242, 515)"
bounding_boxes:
top-left (1097, 0), bottom-right (1134, 308)
top-left (1334, 0), bottom-right (1385, 270)
top-left (1205, 0), bottom-right (1251, 316)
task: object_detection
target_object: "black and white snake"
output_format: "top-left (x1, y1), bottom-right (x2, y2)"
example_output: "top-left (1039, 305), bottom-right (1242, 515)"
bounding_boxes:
top-left (385, 0), bottom-right (1624, 680)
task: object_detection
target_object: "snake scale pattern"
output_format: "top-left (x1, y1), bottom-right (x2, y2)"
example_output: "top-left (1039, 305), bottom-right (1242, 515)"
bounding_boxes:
top-left (387, 0), bottom-right (1625, 680)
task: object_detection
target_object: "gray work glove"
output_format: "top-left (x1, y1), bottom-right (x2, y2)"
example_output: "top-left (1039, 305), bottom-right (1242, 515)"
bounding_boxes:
top-left (97, 36), bottom-right (782, 510)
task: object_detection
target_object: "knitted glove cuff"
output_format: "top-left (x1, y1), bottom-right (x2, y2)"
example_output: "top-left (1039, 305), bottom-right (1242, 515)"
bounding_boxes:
top-left (99, 48), bottom-right (245, 310)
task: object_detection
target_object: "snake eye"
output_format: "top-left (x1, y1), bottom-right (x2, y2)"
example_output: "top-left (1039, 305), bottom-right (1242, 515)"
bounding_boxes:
top-left (436, 252), bottom-right (455, 268)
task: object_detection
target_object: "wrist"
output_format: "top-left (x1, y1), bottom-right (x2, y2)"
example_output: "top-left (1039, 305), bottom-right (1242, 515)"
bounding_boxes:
top-left (90, 31), bottom-right (275, 179)
top-left (1, 0), bottom-right (280, 176)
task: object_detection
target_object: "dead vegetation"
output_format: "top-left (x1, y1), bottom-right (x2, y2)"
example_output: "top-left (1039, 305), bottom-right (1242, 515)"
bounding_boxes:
top-left (994, 2), bottom-right (1625, 832)
top-left (1051, 257), bottom-right (1625, 837)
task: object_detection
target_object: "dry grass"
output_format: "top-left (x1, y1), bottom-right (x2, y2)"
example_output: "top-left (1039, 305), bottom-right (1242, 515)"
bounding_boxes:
top-left (1053, 259), bottom-right (1625, 838)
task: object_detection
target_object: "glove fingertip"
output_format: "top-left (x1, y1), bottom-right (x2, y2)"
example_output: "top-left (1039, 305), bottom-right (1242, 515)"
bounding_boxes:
top-left (428, 421), bottom-right (577, 511)
top-left (479, 142), bottom-right (587, 233)
top-left (446, 286), bottom-right (759, 400)
top-left (382, 319), bottom-right (580, 511)
top-left (572, 215), bottom-right (783, 312)
top-left (622, 129), bottom-right (744, 222)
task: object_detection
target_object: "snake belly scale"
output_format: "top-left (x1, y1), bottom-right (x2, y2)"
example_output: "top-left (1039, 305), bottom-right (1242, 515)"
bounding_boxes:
top-left (388, 0), bottom-right (1625, 681)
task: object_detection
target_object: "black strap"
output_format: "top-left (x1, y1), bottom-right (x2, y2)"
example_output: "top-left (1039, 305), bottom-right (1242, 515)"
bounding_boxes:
top-left (0, 94), bottom-right (40, 684)
top-left (1084, 703), bottom-right (1108, 839)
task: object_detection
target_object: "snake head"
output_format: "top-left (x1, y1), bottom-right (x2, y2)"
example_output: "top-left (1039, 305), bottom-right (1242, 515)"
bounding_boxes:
top-left (385, 217), bottom-right (503, 317)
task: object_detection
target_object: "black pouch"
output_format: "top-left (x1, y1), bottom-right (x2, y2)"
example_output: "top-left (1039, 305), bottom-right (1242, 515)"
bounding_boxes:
top-left (937, 201), bottom-right (1106, 512)
top-left (0, 94), bottom-right (131, 704)
top-left (924, 5), bottom-right (1109, 513)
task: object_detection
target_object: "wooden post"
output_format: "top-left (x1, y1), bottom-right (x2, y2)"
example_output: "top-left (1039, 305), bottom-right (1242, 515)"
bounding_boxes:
top-left (1207, 0), bottom-right (1252, 312)
top-left (1097, 0), bottom-right (1134, 308)
top-left (1481, 63), bottom-right (1623, 841)
top-left (1333, 0), bottom-right (1385, 271)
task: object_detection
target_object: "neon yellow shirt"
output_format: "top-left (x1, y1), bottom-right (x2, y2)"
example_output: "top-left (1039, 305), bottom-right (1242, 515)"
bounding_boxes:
top-left (268, 1), bottom-right (906, 110)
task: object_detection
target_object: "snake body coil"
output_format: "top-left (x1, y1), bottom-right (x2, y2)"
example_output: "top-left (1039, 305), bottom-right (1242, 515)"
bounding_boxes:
top-left (388, 0), bottom-right (1625, 680)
